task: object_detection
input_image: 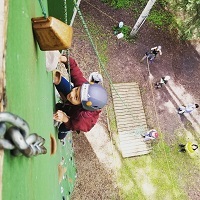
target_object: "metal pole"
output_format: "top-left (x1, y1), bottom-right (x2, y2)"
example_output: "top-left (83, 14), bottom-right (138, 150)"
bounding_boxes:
top-left (130, 0), bottom-right (156, 36)
top-left (70, 0), bottom-right (82, 26)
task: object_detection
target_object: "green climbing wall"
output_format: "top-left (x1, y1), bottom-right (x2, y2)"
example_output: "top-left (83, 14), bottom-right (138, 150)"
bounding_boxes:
top-left (47, 0), bottom-right (77, 24)
top-left (2, 0), bottom-right (76, 200)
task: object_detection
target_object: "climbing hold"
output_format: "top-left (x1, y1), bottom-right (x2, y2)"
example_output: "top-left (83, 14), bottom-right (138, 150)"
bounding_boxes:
top-left (50, 134), bottom-right (57, 155)
top-left (58, 164), bottom-right (67, 184)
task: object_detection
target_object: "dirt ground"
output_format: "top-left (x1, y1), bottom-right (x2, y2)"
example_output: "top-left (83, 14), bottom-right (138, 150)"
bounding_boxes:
top-left (70, 0), bottom-right (200, 199)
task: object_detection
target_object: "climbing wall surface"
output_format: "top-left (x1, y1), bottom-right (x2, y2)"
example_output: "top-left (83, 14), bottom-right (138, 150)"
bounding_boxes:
top-left (0, 0), bottom-right (7, 112)
top-left (3, 1), bottom-right (76, 199)
top-left (111, 82), bottom-right (152, 158)
top-left (0, 1), bottom-right (7, 200)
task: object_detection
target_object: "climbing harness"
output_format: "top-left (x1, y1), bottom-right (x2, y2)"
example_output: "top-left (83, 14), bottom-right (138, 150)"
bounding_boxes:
top-left (0, 112), bottom-right (47, 157)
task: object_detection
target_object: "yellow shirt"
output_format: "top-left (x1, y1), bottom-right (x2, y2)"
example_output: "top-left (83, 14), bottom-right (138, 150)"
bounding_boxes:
top-left (185, 142), bottom-right (195, 153)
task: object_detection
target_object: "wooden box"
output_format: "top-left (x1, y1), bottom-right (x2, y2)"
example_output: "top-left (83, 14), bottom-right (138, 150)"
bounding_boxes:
top-left (31, 17), bottom-right (73, 51)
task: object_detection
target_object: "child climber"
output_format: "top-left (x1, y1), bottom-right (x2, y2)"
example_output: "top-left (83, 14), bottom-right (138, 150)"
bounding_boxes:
top-left (53, 56), bottom-right (108, 140)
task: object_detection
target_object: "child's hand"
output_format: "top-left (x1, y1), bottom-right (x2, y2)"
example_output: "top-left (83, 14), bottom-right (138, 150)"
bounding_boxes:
top-left (88, 72), bottom-right (103, 83)
top-left (59, 55), bottom-right (67, 63)
top-left (53, 110), bottom-right (69, 123)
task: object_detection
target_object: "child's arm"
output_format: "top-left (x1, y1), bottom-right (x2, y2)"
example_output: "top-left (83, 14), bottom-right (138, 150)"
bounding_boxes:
top-left (60, 56), bottom-right (87, 87)
top-left (151, 47), bottom-right (157, 50)
top-left (64, 110), bottom-right (101, 132)
top-left (150, 47), bottom-right (162, 55)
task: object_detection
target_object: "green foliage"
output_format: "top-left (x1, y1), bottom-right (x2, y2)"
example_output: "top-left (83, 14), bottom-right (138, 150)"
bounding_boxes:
top-left (158, 0), bottom-right (169, 8)
top-left (117, 141), bottom-right (191, 200)
top-left (112, 25), bottom-right (135, 41)
top-left (165, 0), bottom-right (200, 39)
top-left (101, 0), bottom-right (134, 8)
top-left (147, 9), bottom-right (174, 28)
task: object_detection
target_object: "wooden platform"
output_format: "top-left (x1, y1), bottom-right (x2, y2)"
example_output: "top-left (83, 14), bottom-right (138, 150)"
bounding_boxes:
top-left (111, 82), bottom-right (152, 158)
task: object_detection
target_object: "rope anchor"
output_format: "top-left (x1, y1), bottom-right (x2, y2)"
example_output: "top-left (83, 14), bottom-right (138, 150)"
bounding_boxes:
top-left (0, 112), bottom-right (47, 157)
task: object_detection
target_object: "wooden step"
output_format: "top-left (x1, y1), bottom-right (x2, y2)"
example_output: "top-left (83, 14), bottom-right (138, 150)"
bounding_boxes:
top-left (111, 82), bottom-right (151, 158)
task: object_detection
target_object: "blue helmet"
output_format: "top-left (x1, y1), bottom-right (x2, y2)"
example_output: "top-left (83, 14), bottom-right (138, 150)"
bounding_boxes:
top-left (81, 83), bottom-right (108, 111)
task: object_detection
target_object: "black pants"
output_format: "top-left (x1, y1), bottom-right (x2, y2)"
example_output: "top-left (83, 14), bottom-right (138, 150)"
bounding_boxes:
top-left (58, 123), bottom-right (69, 140)
top-left (179, 144), bottom-right (186, 152)
top-left (55, 103), bottom-right (70, 140)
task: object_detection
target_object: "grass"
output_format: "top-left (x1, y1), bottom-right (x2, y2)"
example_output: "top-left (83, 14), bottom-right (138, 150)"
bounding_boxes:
top-left (115, 127), bottom-right (200, 200)
top-left (116, 140), bottom-right (191, 199)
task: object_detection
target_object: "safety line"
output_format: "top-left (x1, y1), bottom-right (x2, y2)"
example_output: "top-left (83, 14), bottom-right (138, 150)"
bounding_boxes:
top-left (146, 58), bottom-right (178, 197)
top-left (62, 0), bottom-right (72, 89)
top-left (73, 2), bottom-right (179, 197)
top-left (38, 0), bottom-right (47, 18)
top-left (76, 2), bottom-right (178, 195)
top-left (73, 0), bottom-right (147, 135)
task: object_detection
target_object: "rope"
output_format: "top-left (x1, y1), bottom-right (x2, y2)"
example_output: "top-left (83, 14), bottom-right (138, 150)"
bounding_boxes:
top-left (62, 0), bottom-right (72, 89)
top-left (73, 0), bottom-right (146, 136)
top-left (145, 58), bottom-right (178, 197)
top-left (74, 3), bottom-right (178, 195)
top-left (63, 0), bottom-right (68, 24)
top-left (38, 0), bottom-right (47, 18)
top-left (66, 50), bottom-right (72, 90)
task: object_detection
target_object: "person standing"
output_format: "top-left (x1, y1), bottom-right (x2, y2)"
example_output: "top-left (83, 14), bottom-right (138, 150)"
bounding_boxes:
top-left (178, 103), bottom-right (199, 114)
top-left (155, 76), bottom-right (170, 89)
top-left (140, 46), bottom-right (162, 62)
top-left (179, 142), bottom-right (198, 153)
top-left (151, 46), bottom-right (162, 57)
top-left (142, 129), bottom-right (159, 141)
